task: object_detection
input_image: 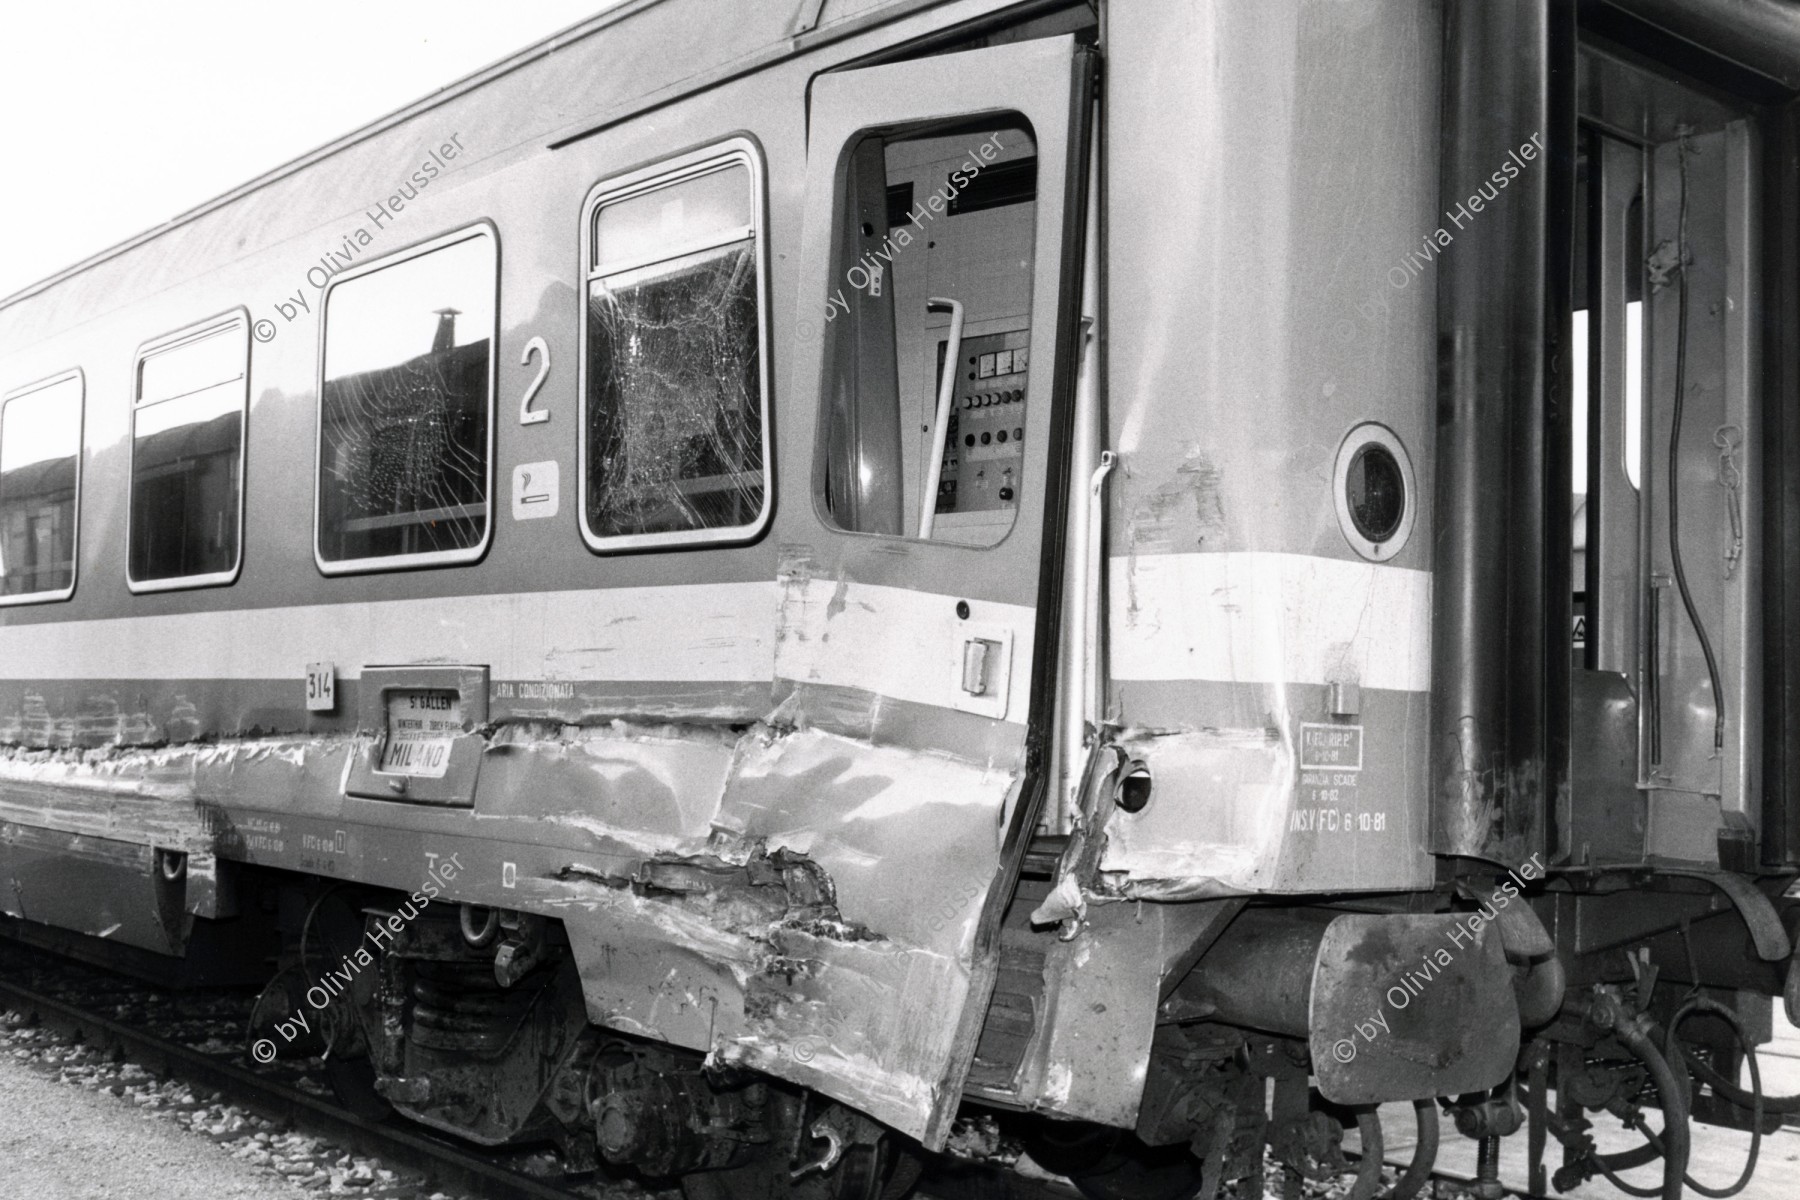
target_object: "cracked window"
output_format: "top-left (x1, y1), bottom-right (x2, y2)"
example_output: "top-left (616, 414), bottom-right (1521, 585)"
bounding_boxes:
top-left (583, 149), bottom-right (768, 547)
top-left (0, 373), bottom-right (82, 601)
top-left (130, 315), bottom-right (247, 588)
top-left (318, 230), bottom-right (494, 569)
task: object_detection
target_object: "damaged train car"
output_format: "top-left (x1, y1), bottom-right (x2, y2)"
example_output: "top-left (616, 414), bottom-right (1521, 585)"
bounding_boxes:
top-left (5, 0), bottom-right (1800, 1196)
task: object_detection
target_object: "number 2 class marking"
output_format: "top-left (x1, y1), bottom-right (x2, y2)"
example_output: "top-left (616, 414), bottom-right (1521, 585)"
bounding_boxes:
top-left (519, 336), bottom-right (550, 425)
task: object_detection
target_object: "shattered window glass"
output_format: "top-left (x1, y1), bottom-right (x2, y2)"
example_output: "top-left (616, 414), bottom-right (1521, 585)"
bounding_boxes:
top-left (318, 231), bottom-right (494, 567)
top-left (0, 374), bottom-right (82, 600)
top-left (130, 316), bottom-right (247, 586)
top-left (584, 156), bottom-right (767, 544)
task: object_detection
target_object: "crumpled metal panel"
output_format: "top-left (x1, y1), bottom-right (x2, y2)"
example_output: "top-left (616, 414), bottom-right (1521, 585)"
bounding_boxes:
top-left (1095, 698), bottom-right (1431, 897)
top-left (553, 725), bottom-right (1007, 1141)
top-left (0, 703), bottom-right (1009, 1146)
top-left (481, 720), bottom-right (741, 855)
top-left (1004, 899), bottom-right (1240, 1127)
top-left (1094, 727), bottom-right (1288, 898)
top-left (1100, 0), bottom-right (1442, 898)
top-left (410, 715), bottom-right (1008, 1139)
top-left (0, 745), bottom-right (221, 846)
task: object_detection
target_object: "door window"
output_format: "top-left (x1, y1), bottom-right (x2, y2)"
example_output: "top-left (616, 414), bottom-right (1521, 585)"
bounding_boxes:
top-left (816, 117), bottom-right (1038, 548)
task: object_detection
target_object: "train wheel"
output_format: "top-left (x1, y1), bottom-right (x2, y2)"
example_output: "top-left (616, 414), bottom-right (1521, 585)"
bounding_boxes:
top-left (323, 1052), bottom-right (393, 1121)
top-left (301, 887), bottom-right (392, 1120)
top-left (1064, 1135), bottom-right (1205, 1200)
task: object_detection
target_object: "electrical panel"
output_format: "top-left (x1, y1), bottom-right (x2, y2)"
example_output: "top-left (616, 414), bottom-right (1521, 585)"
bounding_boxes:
top-left (935, 329), bottom-right (1030, 518)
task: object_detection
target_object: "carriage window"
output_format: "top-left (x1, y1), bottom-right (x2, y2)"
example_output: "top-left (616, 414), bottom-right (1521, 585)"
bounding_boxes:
top-left (317, 227), bottom-right (495, 572)
top-left (0, 372), bottom-right (82, 603)
top-left (130, 315), bottom-right (247, 590)
top-left (818, 118), bottom-right (1037, 547)
top-left (580, 141), bottom-right (769, 550)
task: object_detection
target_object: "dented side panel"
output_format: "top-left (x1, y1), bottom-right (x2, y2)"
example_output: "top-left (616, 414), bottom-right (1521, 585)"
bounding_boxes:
top-left (1101, 0), bottom-right (1442, 896)
top-left (1096, 686), bottom-right (1432, 896)
top-left (0, 823), bottom-right (185, 954)
top-left (0, 3), bottom-right (1068, 1148)
top-left (0, 717), bottom-right (1010, 1141)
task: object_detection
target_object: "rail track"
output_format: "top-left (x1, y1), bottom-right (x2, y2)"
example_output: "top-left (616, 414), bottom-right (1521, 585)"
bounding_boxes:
top-left (0, 936), bottom-right (1546, 1200)
top-left (0, 937), bottom-right (1085, 1200)
top-left (0, 945), bottom-right (604, 1200)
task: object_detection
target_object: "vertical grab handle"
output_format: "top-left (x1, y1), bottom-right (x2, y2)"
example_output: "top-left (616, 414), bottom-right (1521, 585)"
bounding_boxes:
top-left (918, 297), bottom-right (966, 539)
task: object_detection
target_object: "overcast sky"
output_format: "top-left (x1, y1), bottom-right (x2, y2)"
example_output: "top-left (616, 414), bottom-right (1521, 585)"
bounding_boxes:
top-left (0, 1), bottom-right (612, 301)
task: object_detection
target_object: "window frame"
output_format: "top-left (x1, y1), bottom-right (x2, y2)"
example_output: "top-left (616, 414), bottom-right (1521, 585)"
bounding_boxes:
top-left (0, 367), bottom-right (85, 606)
top-left (126, 310), bottom-right (251, 594)
top-left (808, 115), bottom-right (1043, 550)
top-left (576, 136), bottom-right (774, 554)
top-left (312, 221), bottom-right (500, 577)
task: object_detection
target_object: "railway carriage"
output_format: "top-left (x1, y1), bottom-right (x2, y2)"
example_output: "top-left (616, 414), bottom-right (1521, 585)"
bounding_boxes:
top-left (4, 1), bottom-right (1800, 1197)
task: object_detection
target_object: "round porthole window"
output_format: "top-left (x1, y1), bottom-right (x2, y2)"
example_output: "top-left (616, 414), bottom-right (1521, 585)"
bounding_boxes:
top-left (1332, 423), bottom-right (1416, 562)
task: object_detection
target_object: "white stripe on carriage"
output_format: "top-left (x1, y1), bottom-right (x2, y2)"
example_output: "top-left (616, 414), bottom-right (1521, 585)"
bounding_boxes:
top-left (1109, 551), bottom-right (1433, 692)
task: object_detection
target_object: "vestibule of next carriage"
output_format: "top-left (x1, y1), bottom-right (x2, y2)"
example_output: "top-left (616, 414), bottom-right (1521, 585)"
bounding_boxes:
top-left (1563, 35), bottom-right (1762, 872)
top-left (817, 115), bottom-right (1039, 548)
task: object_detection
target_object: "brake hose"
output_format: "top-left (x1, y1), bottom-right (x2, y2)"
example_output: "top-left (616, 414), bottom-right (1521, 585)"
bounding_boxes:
top-left (1659, 995), bottom-right (1763, 1198)
top-left (1666, 132), bottom-right (1727, 751)
top-left (1582, 1004), bottom-right (1690, 1200)
top-left (1677, 1030), bottom-right (1800, 1112)
top-left (1591, 995), bottom-right (1770, 1200)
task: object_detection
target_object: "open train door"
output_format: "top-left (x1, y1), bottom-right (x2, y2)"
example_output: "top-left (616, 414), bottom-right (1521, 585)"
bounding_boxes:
top-left (772, 34), bottom-right (1094, 1146)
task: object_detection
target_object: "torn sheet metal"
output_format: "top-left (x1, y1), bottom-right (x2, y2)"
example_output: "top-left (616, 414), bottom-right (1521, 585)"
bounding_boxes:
top-left (0, 717), bottom-right (1017, 1144)
top-left (1094, 710), bottom-right (1431, 897)
top-left (551, 725), bottom-right (1012, 1142)
top-left (0, 709), bottom-right (1017, 1146)
top-left (1007, 899), bottom-right (1239, 1126)
top-left (0, 699), bottom-right (1017, 1146)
